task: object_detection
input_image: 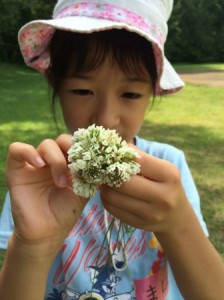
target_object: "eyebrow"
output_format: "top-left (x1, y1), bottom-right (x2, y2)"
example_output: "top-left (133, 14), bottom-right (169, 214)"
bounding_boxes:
top-left (67, 74), bottom-right (149, 84)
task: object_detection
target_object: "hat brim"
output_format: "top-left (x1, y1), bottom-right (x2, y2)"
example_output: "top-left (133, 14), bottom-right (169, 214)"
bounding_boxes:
top-left (18, 16), bottom-right (184, 95)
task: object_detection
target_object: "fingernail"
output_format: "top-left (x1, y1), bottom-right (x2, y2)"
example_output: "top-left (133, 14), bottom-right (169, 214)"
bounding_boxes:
top-left (59, 174), bottom-right (67, 187)
top-left (35, 156), bottom-right (45, 167)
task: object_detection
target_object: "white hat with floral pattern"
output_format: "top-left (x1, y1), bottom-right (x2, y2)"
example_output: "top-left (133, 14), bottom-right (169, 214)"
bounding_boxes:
top-left (18, 0), bottom-right (184, 95)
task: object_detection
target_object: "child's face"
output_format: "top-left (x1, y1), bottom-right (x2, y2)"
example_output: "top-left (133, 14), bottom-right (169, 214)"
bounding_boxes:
top-left (58, 58), bottom-right (152, 143)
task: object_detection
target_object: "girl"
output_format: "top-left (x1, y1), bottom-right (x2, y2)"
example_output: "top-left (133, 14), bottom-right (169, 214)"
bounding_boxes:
top-left (0, 0), bottom-right (224, 299)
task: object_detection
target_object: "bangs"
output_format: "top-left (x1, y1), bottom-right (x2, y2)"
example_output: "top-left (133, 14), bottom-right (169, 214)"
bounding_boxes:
top-left (48, 29), bottom-right (157, 94)
top-left (69, 30), bottom-right (152, 79)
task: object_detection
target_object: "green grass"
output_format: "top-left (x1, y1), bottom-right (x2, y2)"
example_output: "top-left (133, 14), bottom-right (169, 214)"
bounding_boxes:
top-left (0, 63), bottom-right (224, 266)
top-left (0, 63), bottom-right (66, 209)
top-left (174, 63), bottom-right (224, 73)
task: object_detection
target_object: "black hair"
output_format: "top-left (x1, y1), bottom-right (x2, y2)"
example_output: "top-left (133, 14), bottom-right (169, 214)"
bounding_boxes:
top-left (47, 29), bottom-right (158, 102)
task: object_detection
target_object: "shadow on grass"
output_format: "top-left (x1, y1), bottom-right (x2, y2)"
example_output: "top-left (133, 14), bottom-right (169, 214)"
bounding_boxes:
top-left (140, 120), bottom-right (224, 172)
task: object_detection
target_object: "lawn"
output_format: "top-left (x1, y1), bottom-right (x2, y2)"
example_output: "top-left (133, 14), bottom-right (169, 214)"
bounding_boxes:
top-left (0, 62), bottom-right (224, 267)
top-left (174, 63), bottom-right (224, 72)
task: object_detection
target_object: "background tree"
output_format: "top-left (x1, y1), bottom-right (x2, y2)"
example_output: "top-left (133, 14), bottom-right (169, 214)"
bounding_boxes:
top-left (166, 0), bottom-right (224, 62)
top-left (0, 0), bottom-right (55, 63)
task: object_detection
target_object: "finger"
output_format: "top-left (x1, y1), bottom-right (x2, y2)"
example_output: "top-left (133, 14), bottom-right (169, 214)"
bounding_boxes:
top-left (55, 134), bottom-right (72, 161)
top-left (7, 142), bottom-right (45, 170)
top-left (102, 193), bottom-right (147, 229)
top-left (101, 187), bottom-right (168, 231)
top-left (101, 174), bottom-right (163, 204)
top-left (101, 184), bottom-right (155, 216)
top-left (101, 187), bottom-right (147, 215)
top-left (37, 139), bottom-right (70, 187)
top-left (130, 145), bottom-right (179, 183)
top-left (109, 172), bottom-right (181, 214)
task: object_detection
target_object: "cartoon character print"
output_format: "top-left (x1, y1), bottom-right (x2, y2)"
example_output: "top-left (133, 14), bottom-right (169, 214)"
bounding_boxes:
top-left (46, 288), bottom-right (65, 300)
top-left (62, 262), bottom-right (135, 300)
top-left (46, 238), bottom-right (168, 300)
top-left (89, 265), bottom-right (121, 297)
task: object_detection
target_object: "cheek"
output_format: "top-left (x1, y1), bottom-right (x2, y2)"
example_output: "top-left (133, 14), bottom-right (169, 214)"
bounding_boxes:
top-left (60, 102), bottom-right (71, 118)
top-left (59, 103), bottom-right (77, 131)
top-left (129, 103), bottom-right (147, 122)
top-left (128, 106), bottom-right (147, 129)
top-left (60, 103), bottom-right (92, 133)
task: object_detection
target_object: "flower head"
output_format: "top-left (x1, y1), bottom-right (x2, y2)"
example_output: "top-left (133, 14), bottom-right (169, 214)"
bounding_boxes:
top-left (68, 125), bottom-right (141, 198)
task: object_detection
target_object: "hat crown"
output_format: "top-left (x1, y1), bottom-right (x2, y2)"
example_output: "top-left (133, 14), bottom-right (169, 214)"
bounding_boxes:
top-left (18, 0), bottom-right (184, 94)
top-left (53, 0), bottom-right (173, 43)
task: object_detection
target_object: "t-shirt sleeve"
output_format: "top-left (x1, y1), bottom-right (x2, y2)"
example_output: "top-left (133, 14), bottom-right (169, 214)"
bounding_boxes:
top-left (0, 192), bottom-right (14, 249)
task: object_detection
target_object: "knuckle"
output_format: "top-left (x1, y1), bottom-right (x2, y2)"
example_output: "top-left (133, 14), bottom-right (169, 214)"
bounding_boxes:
top-left (166, 163), bottom-right (181, 184)
top-left (146, 209), bottom-right (166, 227)
top-left (8, 142), bottom-right (19, 152)
top-left (161, 187), bottom-right (179, 210)
top-left (154, 212), bottom-right (165, 223)
top-left (36, 139), bottom-right (54, 155)
top-left (56, 133), bottom-right (71, 142)
top-left (40, 138), bottom-right (55, 146)
top-left (37, 139), bottom-right (62, 162)
top-left (164, 196), bottom-right (177, 210)
top-left (56, 134), bottom-right (72, 150)
top-left (158, 188), bottom-right (179, 211)
top-left (8, 142), bottom-right (34, 153)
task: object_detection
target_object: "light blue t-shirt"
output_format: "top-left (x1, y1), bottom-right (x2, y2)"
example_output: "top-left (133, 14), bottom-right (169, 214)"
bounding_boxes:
top-left (0, 137), bottom-right (208, 300)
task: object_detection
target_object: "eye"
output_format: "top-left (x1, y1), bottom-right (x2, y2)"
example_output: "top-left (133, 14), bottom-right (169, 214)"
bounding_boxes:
top-left (122, 92), bottom-right (141, 100)
top-left (70, 89), bottom-right (93, 96)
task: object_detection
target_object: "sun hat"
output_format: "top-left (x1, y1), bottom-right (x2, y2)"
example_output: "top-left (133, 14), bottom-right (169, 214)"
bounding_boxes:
top-left (18, 0), bottom-right (184, 95)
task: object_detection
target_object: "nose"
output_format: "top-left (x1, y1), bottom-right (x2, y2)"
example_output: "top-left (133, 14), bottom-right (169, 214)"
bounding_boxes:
top-left (92, 95), bottom-right (120, 129)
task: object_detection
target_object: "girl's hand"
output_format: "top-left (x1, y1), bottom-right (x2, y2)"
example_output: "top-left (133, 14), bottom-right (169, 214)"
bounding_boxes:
top-left (101, 148), bottom-right (189, 234)
top-left (6, 134), bottom-right (88, 254)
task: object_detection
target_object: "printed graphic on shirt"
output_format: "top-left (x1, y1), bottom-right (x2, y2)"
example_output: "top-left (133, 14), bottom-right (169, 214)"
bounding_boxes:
top-left (134, 250), bottom-right (168, 300)
top-left (62, 262), bottom-right (135, 299)
top-left (46, 198), bottom-right (169, 300)
top-left (47, 258), bottom-right (168, 300)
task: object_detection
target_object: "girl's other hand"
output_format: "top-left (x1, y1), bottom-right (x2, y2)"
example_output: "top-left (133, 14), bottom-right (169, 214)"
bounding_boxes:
top-left (101, 147), bottom-right (190, 235)
top-left (6, 134), bottom-right (88, 256)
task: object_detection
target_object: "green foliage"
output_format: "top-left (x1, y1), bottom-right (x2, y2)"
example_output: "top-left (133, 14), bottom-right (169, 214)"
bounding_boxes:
top-left (0, 0), bottom-right (56, 63)
top-left (166, 0), bottom-right (224, 62)
top-left (0, 0), bottom-right (223, 63)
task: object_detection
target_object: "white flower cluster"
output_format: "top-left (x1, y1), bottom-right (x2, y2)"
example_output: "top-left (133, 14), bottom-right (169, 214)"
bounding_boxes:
top-left (68, 125), bottom-right (141, 198)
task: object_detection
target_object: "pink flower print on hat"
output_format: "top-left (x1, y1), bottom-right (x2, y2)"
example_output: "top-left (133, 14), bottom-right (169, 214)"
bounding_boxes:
top-left (55, 3), bottom-right (163, 46)
top-left (18, 0), bottom-right (185, 94)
